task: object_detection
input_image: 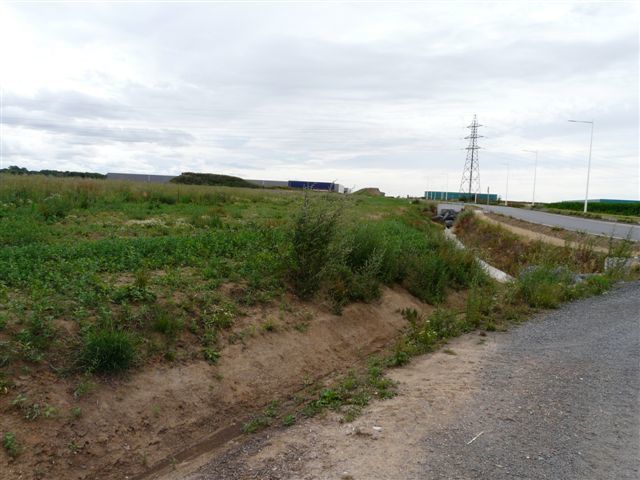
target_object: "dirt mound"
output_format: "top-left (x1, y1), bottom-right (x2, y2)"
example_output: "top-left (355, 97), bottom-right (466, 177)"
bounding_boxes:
top-left (2, 287), bottom-right (430, 480)
top-left (354, 187), bottom-right (385, 197)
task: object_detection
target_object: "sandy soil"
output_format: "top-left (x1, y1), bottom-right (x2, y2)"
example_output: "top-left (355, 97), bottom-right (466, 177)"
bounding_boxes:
top-left (167, 332), bottom-right (497, 480)
top-left (2, 287), bottom-right (436, 480)
top-left (178, 282), bottom-right (640, 480)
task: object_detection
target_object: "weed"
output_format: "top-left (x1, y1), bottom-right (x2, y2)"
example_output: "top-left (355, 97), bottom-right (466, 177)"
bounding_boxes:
top-left (202, 348), bottom-right (220, 364)
top-left (152, 309), bottom-right (184, 336)
top-left (43, 404), bottom-right (58, 419)
top-left (243, 415), bottom-right (271, 433)
top-left (261, 319), bottom-right (277, 332)
top-left (11, 393), bottom-right (27, 409)
top-left (81, 328), bottom-right (136, 373)
top-left (74, 378), bottom-right (96, 398)
top-left (517, 267), bottom-right (571, 308)
top-left (293, 322), bottom-right (309, 333)
top-left (68, 441), bottom-right (81, 454)
top-left (70, 407), bottom-right (82, 419)
top-left (282, 414), bottom-right (296, 426)
top-left (3, 432), bottom-right (21, 458)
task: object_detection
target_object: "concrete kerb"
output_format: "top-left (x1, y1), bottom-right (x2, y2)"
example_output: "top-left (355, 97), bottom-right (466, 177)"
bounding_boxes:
top-left (443, 228), bottom-right (513, 283)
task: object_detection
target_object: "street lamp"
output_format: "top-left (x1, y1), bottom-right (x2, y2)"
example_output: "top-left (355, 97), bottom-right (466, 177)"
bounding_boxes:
top-left (568, 119), bottom-right (595, 213)
top-left (503, 161), bottom-right (510, 206)
top-left (523, 149), bottom-right (538, 207)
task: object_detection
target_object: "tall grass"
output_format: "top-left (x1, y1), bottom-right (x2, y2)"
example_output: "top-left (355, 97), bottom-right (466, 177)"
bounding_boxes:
top-left (454, 210), bottom-right (605, 276)
top-left (289, 196), bottom-right (487, 311)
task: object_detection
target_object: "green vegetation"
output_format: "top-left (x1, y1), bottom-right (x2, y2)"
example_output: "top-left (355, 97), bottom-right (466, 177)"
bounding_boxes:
top-left (454, 210), bottom-right (605, 276)
top-left (0, 174), bottom-right (483, 385)
top-left (0, 174), bottom-right (623, 445)
top-left (0, 165), bottom-right (105, 179)
top-left (454, 210), bottom-right (622, 310)
top-left (3, 432), bottom-right (21, 458)
top-left (545, 201), bottom-right (640, 217)
top-left (81, 329), bottom-right (137, 373)
top-left (170, 172), bottom-right (258, 189)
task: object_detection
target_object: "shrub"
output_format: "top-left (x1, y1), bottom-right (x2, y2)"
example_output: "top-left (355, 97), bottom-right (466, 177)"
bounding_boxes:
top-left (428, 308), bottom-right (461, 338)
top-left (81, 328), bottom-right (136, 373)
top-left (289, 195), bottom-right (341, 298)
top-left (37, 194), bottom-right (73, 221)
top-left (517, 267), bottom-right (571, 308)
top-left (465, 281), bottom-right (494, 328)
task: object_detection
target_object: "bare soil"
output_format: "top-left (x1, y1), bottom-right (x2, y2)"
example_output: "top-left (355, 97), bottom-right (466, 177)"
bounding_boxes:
top-left (176, 282), bottom-right (640, 480)
top-left (2, 287), bottom-right (443, 480)
top-left (169, 330), bottom-right (497, 480)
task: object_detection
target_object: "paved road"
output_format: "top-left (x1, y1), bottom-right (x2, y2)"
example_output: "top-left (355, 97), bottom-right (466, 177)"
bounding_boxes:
top-left (478, 205), bottom-right (640, 241)
top-left (420, 281), bottom-right (640, 479)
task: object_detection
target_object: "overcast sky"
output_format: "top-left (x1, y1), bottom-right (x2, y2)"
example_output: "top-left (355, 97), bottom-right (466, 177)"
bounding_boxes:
top-left (0, 1), bottom-right (638, 200)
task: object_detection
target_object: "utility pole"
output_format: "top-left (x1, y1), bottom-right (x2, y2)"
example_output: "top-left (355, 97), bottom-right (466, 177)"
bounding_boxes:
top-left (445, 174), bottom-right (449, 201)
top-left (523, 149), bottom-right (538, 207)
top-left (504, 161), bottom-right (510, 206)
top-left (459, 115), bottom-right (482, 202)
top-left (568, 120), bottom-right (595, 212)
top-left (487, 187), bottom-right (490, 205)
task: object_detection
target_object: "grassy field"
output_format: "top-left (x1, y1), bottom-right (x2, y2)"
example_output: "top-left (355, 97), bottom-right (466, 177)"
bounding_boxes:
top-left (544, 201), bottom-right (640, 217)
top-left (0, 174), bottom-right (485, 380)
top-left (0, 174), bottom-right (629, 475)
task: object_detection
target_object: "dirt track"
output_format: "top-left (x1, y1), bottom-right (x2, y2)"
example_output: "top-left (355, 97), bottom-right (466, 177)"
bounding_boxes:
top-left (177, 281), bottom-right (640, 480)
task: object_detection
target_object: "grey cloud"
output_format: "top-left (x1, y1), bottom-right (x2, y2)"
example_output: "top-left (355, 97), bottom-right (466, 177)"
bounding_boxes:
top-left (5, 90), bottom-right (130, 120)
top-left (3, 112), bottom-right (194, 146)
top-left (2, 3), bottom-right (637, 199)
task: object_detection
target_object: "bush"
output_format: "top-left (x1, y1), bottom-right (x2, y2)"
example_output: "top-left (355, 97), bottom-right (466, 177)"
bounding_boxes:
top-left (81, 329), bottom-right (136, 373)
top-left (37, 194), bottom-right (72, 221)
top-left (517, 267), bottom-right (571, 308)
top-left (289, 195), bottom-right (341, 298)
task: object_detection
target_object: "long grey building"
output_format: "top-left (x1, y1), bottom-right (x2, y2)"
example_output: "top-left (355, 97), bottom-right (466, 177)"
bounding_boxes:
top-left (107, 172), bottom-right (176, 183)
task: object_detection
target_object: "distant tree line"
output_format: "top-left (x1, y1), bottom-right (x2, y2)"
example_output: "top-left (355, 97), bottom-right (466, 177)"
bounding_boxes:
top-left (170, 172), bottom-right (258, 188)
top-left (0, 165), bottom-right (106, 179)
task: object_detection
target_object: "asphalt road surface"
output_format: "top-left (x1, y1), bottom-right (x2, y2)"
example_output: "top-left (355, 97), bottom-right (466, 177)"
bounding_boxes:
top-left (478, 205), bottom-right (640, 241)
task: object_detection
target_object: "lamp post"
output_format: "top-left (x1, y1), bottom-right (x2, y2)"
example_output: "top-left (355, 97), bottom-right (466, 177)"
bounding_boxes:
top-left (523, 149), bottom-right (539, 207)
top-left (568, 119), bottom-right (594, 213)
top-left (503, 161), bottom-right (510, 206)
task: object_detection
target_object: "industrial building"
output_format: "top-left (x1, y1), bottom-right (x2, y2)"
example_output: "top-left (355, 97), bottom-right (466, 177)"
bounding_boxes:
top-left (107, 172), bottom-right (348, 193)
top-left (425, 191), bottom-right (499, 203)
top-left (106, 172), bottom-right (176, 183)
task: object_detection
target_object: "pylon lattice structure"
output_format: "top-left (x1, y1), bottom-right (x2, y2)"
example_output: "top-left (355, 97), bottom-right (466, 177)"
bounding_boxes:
top-left (459, 115), bottom-right (482, 198)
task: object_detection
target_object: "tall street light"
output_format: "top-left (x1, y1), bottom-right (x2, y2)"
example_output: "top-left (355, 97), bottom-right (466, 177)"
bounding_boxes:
top-left (568, 119), bottom-right (595, 213)
top-left (523, 149), bottom-right (539, 207)
top-left (503, 161), bottom-right (510, 206)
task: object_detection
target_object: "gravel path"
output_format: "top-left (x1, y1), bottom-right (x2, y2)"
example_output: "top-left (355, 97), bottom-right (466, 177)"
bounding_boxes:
top-left (173, 282), bottom-right (640, 480)
top-left (419, 280), bottom-right (640, 479)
